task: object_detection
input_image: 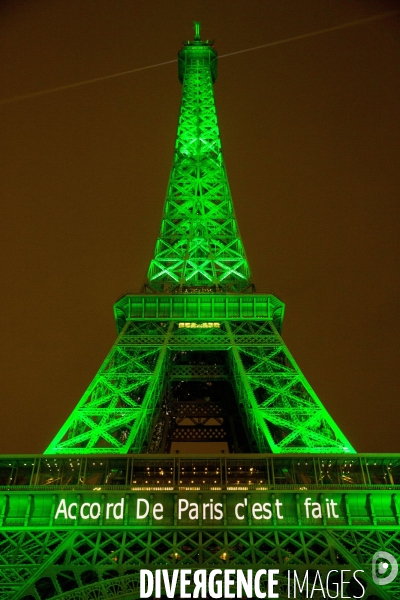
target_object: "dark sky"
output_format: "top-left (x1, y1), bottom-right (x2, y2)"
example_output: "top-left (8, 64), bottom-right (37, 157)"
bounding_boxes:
top-left (1, 1), bottom-right (399, 454)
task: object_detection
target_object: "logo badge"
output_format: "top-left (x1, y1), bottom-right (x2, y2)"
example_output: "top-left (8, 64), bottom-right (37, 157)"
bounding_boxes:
top-left (372, 551), bottom-right (398, 586)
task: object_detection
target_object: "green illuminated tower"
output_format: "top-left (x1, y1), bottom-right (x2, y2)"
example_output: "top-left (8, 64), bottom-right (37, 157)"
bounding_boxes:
top-left (44, 23), bottom-right (353, 458)
top-left (1, 24), bottom-right (399, 600)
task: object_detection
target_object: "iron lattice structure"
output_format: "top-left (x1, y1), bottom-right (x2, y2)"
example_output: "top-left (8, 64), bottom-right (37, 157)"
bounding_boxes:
top-left (44, 313), bottom-right (354, 456)
top-left (146, 27), bottom-right (251, 293)
top-left (45, 27), bottom-right (354, 458)
top-left (2, 455), bottom-right (400, 600)
top-left (1, 24), bottom-right (398, 600)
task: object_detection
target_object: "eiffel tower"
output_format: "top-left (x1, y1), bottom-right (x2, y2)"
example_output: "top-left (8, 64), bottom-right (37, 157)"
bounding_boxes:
top-left (2, 23), bottom-right (399, 600)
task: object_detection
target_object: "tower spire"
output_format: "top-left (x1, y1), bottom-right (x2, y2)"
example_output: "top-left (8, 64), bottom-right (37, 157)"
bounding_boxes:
top-left (193, 20), bottom-right (201, 41)
top-left (146, 30), bottom-right (252, 293)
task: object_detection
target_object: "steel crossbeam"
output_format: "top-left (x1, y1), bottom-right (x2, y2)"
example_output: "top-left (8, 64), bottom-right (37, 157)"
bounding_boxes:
top-left (6, 525), bottom-right (399, 599)
top-left (114, 294), bottom-right (285, 333)
top-left (45, 318), bottom-right (354, 455)
top-left (146, 38), bottom-right (251, 293)
top-left (45, 323), bottom-right (173, 455)
top-left (0, 452), bottom-right (399, 598)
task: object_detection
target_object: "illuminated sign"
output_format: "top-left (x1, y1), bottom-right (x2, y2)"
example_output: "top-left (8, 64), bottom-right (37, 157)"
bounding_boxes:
top-left (0, 490), bottom-right (396, 529)
top-left (178, 322), bottom-right (220, 328)
top-left (53, 495), bottom-right (341, 523)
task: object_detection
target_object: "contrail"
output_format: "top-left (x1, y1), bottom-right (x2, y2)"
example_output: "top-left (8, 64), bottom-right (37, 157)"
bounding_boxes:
top-left (0, 59), bottom-right (178, 106)
top-left (218, 9), bottom-right (400, 59)
top-left (1, 9), bottom-right (398, 106)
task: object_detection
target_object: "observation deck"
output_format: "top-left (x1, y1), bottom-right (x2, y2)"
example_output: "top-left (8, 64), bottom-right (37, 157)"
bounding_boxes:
top-left (2, 453), bottom-right (399, 492)
top-left (1, 454), bottom-right (399, 534)
top-left (114, 293), bottom-right (285, 334)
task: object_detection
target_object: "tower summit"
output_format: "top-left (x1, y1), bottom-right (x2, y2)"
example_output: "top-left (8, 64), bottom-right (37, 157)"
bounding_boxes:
top-left (146, 22), bottom-right (252, 293)
top-left (45, 22), bottom-right (354, 457)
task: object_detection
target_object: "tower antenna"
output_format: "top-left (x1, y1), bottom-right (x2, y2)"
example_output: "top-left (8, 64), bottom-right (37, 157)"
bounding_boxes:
top-left (193, 20), bottom-right (201, 40)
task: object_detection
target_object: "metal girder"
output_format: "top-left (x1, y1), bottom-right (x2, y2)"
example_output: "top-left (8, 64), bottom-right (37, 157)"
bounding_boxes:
top-left (146, 37), bottom-right (251, 293)
top-left (8, 526), bottom-right (400, 599)
top-left (226, 320), bottom-right (355, 454)
top-left (1, 452), bottom-right (399, 597)
top-left (44, 323), bottom-right (173, 455)
top-left (45, 319), bottom-right (354, 455)
top-left (114, 294), bottom-right (285, 333)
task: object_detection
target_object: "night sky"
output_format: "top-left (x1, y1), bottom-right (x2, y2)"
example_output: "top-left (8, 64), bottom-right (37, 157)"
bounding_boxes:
top-left (1, 1), bottom-right (399, 454)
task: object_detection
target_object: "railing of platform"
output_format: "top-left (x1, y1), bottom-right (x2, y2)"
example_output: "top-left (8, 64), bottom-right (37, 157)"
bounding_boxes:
top-left (0, 454), bottom-right (399, 491)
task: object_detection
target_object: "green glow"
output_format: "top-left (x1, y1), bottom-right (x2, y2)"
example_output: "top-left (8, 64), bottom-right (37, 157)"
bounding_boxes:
top-left (0, 489), bottom-right (396, 527)
top-left (2, 453), bottom-right (400, 596)
top-left (45, 322), bottom-right (172, 454)
top-left (6, 26), bottom-right (398, 600)
top-left (114, 293), bottom-right (285, 334)
top-left (146, 37), bottom-right (252, 293)
top-left (45, 317), bottom-right (355, 455)
top-left (45, 29), bottom-right (355, 456)
top-left (193, 21), bottom-right (201, 41)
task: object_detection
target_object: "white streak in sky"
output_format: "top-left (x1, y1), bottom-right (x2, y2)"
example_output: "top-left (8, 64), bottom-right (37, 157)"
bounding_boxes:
top-left (0, 10), bottom-right (398, 106)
